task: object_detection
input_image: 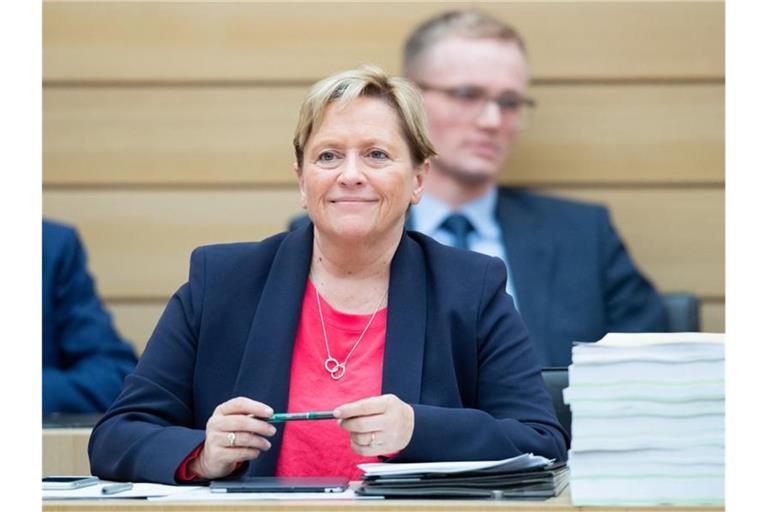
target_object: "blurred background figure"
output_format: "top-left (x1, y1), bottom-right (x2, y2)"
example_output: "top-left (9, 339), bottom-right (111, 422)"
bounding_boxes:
top-left (402, 11), bottom-right (668, 366)
top-left (43, 218), bottom-right (137, 415)
top-left (292, 11), bottom-right (670, 366)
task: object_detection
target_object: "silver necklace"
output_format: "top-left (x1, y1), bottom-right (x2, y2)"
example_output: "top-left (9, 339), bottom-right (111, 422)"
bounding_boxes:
top-left (313, 279), bottom-right (388, 381)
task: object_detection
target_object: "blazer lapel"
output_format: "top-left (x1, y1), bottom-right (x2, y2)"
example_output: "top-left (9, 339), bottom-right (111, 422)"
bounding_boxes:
top-left (496, 189), bottom-right (556, 327)
top-left (381, 233), bottom-right (426, 405)
top-left (232, 223), bottom-right (313, 475)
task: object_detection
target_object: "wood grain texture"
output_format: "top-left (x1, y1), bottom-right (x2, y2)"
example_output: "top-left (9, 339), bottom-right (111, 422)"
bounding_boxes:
top-left (701, 301), bottom-right (725, 333)
top-left (43, 83), bottom-right (723, 186)
top-left (43, 87), bottom-right (303, 186)
top-left (506, 84), bottom-right (724, 185)
top-left (42, 428), bottom-right (92, 477)
top-left (43, 1), bottom-right (723, 81)
top-left (109, 302), bottom-right (165, 356)
top-left (44, 189), bottom-right (303, 300)
top-left (42, 187), bottom-right (723, 300)
top-left (107, 299), bottom-right (725, 358)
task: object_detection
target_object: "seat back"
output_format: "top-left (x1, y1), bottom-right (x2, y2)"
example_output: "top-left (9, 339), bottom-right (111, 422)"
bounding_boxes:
top-left (541, 367), bottom-right (571, 438)
top-left (662, 292), bottom-right (700, 332)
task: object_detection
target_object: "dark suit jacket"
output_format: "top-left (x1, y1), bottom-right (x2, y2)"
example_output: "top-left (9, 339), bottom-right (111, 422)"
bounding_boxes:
top-left (88, 224), bottom-right (568, 484)
top-left (42, 219), bottom-right (137, 414)
top-left (290, 188), bottom-right (668, 367)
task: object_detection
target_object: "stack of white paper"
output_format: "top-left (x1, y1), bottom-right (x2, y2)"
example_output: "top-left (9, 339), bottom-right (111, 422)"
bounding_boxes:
top-left (564, 332), bottom-right (724, 506)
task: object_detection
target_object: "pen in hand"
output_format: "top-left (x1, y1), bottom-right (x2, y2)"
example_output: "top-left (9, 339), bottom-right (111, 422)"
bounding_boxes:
top-left (252, 411), bottom-right (336, 423)
top-left (101, 482), bottom-right (133, 495)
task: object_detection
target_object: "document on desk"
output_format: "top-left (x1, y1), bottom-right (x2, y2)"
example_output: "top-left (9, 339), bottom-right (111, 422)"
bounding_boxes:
top-left (359, 453), bottom-right (551, 477)
top-left (357, 455), bottom-right (565, 499)
top-left (43, 481), bottom-right (204, 500)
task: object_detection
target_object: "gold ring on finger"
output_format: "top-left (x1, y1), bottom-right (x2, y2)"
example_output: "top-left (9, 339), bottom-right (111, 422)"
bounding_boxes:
top-left (227, 431), bottom-right (236, 447)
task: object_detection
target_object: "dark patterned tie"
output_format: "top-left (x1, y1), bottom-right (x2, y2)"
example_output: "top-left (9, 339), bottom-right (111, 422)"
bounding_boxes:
top-left (440, 214), bottom-right (475, 250)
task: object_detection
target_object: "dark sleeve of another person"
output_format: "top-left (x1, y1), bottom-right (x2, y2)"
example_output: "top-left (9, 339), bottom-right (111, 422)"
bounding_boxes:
top-left (43, 226), bottom-right (137, 415)
top-left (597, 207), bottom-right (669, 333)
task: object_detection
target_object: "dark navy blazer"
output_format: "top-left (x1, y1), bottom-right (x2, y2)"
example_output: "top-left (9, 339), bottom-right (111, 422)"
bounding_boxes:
top-left (292, 187), bottom-right (668, 367)
top-left (42, 219), bottom-right (137, 414)
top-left (88, 224), bottom-right (568, 484)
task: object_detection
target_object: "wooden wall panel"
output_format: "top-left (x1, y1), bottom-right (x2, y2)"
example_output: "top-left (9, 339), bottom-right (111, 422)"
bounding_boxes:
top-left (42, 429), bottom-right (92, 477)
top-left (701, 301), bottom-right (725, 334)
top-left (43, 2), bottom-right (724, 82)
top-left (44, 189), bottom-right (303, 299)
top-left (43, 83), bottom-right (724, 186)
top-left (43, 187), bottom-right (723, 300)
top-left (507, 84), bottom-right (724, 185)
top-left (109, 302), bottom-right (165, 356)
top-left (43, 87), bottom-right (303, 186)
top-left (42, 0), bottom-right (726, 362)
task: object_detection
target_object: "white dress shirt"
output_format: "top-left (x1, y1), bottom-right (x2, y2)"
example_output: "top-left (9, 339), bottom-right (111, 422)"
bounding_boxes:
top-left (410, 188), bottom-right (519, 306)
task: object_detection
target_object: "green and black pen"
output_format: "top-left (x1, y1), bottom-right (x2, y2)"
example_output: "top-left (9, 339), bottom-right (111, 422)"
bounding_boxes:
top-left (265, 411), bottom-right (336, 423)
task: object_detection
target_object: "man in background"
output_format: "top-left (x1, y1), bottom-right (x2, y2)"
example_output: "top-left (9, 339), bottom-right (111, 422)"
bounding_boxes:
top-left (291, 10), bottom-right (668, 366)
top-left (403, 10), bottom-right (667, 366)
top-left (43, 218), bottom-right (137, 415)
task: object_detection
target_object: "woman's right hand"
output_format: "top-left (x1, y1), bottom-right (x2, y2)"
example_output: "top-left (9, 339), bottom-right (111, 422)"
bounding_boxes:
top-left (188, 397), bottom-right (277, 480)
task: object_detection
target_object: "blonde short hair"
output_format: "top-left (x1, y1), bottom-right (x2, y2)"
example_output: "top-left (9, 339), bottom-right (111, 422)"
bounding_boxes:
top-left (403, 10), bottom-right (527, 79)
top-left (293, 64), bottom-right (436, 166)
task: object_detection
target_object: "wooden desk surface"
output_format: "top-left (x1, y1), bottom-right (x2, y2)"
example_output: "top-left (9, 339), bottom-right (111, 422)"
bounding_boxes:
top-left (42, 487), bottom-right (723, 512)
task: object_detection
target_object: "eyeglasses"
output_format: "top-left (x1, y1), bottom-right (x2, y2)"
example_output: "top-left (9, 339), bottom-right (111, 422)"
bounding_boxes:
top-left (415, 82), bottom-right (536, 128)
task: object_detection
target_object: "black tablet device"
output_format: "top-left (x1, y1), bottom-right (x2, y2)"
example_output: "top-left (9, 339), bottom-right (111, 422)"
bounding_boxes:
top-left (210, 476), bottom-right (349, 493)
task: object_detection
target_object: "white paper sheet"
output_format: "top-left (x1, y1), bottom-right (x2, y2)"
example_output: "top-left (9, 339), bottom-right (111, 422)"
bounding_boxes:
top-left (577, 332), bottom-right (724, 347)
top-left (358, 453), bottom-right (551, 477)
top-left (43, 481), bottom-right (204, 500)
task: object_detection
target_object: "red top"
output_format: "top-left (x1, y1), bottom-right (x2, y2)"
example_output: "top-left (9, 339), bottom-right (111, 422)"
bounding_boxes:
top-left (275, 278), bottom-right (387, 479)
top-left (177, 278), bottom-right (387, 481)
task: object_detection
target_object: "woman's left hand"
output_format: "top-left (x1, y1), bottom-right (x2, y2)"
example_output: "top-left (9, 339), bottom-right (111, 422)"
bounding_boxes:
top-left (334, 394), bottom-right (414, 456)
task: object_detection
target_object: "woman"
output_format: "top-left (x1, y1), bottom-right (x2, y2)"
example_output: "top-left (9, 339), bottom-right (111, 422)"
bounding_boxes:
top-left (88, 65), bottom-right (567, 484)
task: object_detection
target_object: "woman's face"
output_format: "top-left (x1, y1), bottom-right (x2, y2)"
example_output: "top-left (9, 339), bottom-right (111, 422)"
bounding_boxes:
top-left (296, 96), bottom-right (428, 243)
